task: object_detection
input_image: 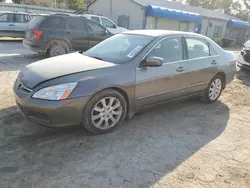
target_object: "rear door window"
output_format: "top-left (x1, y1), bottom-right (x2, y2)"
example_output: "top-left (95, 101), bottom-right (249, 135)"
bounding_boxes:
top-left (15, 14), bottom-right (31, 23)
top-left (209, 44), bottom-right (217, 56)
top-left (66, 18), bottom-right (86, 31)
top-left (186, 38), bottom-right (210, 59)
top-left (40, 17), bottom-right (63, 29)
top-left (0, 13), bottom-right (14, 22)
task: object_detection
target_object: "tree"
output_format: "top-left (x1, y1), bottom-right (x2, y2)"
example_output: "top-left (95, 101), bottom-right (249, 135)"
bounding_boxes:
top-left (12, 0), bottom-right (20, 3)
top-left (66, 0), bottom-right (84, 10)
top-left (232, 0), bottom-right (250, 21)
top-left (186, 0), bottom-right (250, 21)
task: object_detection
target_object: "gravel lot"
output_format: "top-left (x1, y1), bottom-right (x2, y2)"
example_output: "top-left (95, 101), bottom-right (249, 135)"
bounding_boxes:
top-left (0, 41), bottom-right (250, 188)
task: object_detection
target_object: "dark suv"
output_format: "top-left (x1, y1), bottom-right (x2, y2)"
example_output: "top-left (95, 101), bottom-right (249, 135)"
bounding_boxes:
top-left (23, 14), bottom-right (112, 57)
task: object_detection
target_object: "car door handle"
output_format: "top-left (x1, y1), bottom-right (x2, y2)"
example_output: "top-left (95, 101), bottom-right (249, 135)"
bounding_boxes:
top-left (176, 66), bottom-right (186, 72)
top-left (211, 60), bottom-right (217, 65)
top-left (9, 24), bottom-right (14, 26)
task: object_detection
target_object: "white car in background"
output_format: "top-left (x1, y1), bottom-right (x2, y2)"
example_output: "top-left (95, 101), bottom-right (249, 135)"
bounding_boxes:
top-left (237, 40), bottom-right (250, 70)
top-left (83, 14), bottom-right (128, 34)
top-left (0, 11), bottom-right (32, 38)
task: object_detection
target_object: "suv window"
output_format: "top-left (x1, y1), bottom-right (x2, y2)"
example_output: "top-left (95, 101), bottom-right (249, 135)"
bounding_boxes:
top-left (91, 16), bottom-right (100, 23)
top-left (0, 13), bottom-right (14, 22)
top-left (101, 17), bottom-right (115, 28)
top-left (15, 14), bottom-right (31, 23)
top-left (87, 20), bottom-right (106, 34)
top-left (27, 16), bottom-right (44, 29)
top-left (40, 17), bottom-right (62, 29)
top-left (186, 38), bottom-right (210, 59)
top-left (67, 18), bottom-right (86, 30)
top-left (147, 37), bottom-right (183, 63)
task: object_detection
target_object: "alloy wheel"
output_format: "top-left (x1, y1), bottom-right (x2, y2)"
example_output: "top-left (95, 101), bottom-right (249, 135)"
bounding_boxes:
top-left (91, 97), bottom-right (123, 130)
top-left (209, 78), bottom-right (222, 100)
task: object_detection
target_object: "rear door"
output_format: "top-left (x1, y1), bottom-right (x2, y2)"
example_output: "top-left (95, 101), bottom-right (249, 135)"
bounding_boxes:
top-left (14, 14), bottom-right (31, 35)
top-left (184, 37), bottom-right (220, 93)
top-left (65, 18), bottom-right (89, 51)
top-left (86, 20), bottom-right (111, 48)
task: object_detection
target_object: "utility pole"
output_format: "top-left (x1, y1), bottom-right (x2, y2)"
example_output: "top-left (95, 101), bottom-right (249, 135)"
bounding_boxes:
top-left (55, 0), bottom-right (57, 8)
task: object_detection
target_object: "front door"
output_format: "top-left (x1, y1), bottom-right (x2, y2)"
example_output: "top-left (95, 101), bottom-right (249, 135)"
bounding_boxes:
top-left (100, 17), bottom-right (119, 34)
top-left (65, 18), bottom-right (89, 51)
top-left (86, 20), bottom-right (111, 48)
top-left (184, 37), bottom-right (220, 93)
top-left (135, 36), bottom-right (190, 109)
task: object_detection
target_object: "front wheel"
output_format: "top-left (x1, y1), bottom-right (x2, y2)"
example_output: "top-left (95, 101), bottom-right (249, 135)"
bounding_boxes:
top-left (82, 89), bottom-right (127, 134)
top-left (204, 75), bottom-right (224, 103)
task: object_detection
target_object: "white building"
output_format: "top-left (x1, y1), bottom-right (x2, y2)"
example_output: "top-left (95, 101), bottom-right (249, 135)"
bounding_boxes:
top-left (88, 0), bottom-right (250, 45)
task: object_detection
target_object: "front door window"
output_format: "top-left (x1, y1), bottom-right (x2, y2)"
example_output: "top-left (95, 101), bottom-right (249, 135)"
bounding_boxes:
top-left (147, 37), bottom-right (183, 63)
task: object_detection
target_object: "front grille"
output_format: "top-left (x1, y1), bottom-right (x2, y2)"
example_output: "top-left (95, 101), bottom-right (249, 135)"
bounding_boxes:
top-left (242, 49), bottom-right (250, 63)
top-left (16, 80), bottom-right (32, 94)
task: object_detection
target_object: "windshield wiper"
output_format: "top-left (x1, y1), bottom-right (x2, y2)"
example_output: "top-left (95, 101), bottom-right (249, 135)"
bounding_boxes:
top-left (79, 51), bottom-right (104, 61)
top-left (91, 56), bottom-right (104, 61)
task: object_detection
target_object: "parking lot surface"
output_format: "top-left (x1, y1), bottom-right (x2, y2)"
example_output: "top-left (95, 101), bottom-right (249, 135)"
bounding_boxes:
top-left (1, 41), bottom-right (250, 188)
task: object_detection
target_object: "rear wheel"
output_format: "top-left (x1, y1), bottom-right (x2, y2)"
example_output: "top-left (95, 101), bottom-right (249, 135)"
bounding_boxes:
top-left (82, 89), bottom-right (127, 134)
top-left (204, 75), bottom-right (223, 103)
top-left (49, 45), bottom-right (66, 57)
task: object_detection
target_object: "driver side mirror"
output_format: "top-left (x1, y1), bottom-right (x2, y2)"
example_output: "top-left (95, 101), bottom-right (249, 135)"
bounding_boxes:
top-left (140, 57), bottom-right (163, 68)
top-left (112, 24), bottom-right (117, 29)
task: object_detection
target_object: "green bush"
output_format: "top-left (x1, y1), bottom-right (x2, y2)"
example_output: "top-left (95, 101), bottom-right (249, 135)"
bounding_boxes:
top-left (213, 38), bottom-right (234, 47)
top-left (213, 37), bottom-right (223, 46)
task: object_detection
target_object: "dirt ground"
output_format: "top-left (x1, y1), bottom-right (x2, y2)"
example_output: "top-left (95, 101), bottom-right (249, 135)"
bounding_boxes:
top-left (0, 41), bottom-right (250, 188)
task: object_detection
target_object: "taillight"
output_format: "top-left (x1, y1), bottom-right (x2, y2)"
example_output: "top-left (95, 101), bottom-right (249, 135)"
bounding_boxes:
top-left (234, 60), bottom-right (237, 65)
top-left (33, 30), bottom-right (42, 39)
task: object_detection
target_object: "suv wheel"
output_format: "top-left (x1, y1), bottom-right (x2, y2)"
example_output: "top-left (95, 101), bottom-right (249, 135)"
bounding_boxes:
top-left (49, 45), bottom-right (66, 57)
top-left (82, 89), bottom-right (127, 135)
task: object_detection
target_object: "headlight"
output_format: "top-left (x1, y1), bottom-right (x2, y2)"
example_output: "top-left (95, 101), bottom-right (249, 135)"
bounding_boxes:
top-left (32, 82), bottom-right (77, 100)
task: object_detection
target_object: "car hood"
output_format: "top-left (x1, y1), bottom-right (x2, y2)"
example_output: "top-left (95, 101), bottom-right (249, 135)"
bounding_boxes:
top-left (19, 52), bottom-right (115, 88)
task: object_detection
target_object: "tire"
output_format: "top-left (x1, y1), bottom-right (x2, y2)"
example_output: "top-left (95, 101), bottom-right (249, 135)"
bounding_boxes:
top-left (37, 52), bottom-right (49, 57)
top-left (82, 89), bottom-right (127, 135)
top-left (204, 75), bottom-right (224, 103)
top-left (49, 45), bottom-right (66, 57)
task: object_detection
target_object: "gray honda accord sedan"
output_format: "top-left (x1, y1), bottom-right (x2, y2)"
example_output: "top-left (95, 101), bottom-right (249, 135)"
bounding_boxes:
top-left (14, 30), bottom-right (236, 134)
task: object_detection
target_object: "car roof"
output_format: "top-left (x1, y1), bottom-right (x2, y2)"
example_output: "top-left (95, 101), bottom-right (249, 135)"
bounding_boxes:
top-left (83, 14), bottom-right (104, 17)
top-left (123, 30), bottom-right (204, 37)
top-left (0, 11), bottom-right (29, 15)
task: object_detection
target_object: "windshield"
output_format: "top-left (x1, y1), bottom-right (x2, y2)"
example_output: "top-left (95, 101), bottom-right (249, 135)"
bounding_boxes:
top-left (86, 34), bottom-right (154, 64)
